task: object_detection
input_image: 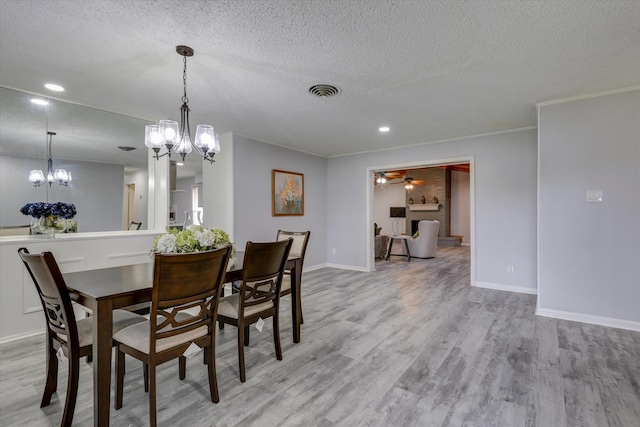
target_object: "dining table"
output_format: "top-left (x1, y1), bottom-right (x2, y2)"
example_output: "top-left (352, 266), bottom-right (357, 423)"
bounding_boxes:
top-left (63, 252), bottom-right (303, 427)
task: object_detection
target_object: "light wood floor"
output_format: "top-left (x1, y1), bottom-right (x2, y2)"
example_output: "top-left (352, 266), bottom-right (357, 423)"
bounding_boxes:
top-left (1, 246), bottom-right (639, 426)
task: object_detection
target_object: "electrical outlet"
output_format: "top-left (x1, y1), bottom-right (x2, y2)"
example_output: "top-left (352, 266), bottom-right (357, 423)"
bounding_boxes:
top-left (332, 248), bottom-right (336, 255)
top-left (586, 190), bottom-right (603, 202)
top-left (507, 265), bottom-right (514, 274)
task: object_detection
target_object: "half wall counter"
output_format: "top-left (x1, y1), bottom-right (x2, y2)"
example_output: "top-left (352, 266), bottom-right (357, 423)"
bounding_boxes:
top-left (0, 231), bottom-right (159, 342)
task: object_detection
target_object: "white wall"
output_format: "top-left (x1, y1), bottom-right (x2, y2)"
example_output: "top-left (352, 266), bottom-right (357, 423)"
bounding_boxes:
top-left (0, 155), bottom-right (125, 232)
top-left (374, 183), bottom-right (406, 236)
top-left (451, 170), bottom-right (470, 244)
top-left (232, 134), bottom-right (327, 269)
top-left (327, 128), bottom-right (538, 292)
top-left (537, 89), bottom-right (640, 329)
top-left (202, 132), bottom-right (234, 238)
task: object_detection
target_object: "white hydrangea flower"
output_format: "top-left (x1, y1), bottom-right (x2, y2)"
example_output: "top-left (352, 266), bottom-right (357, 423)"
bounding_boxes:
top-left (196, 228), bottom-right (216, 247)
top-left (155, 233), bottom-right (177, 253)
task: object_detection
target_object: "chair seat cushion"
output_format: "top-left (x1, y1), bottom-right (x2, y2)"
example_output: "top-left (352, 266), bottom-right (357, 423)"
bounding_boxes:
top-left (113, 316), bottom-right (208, 354)
top-left (58, 309), bottom-right (146, 348)
top-left (217, 294), bottom-right (274, 319)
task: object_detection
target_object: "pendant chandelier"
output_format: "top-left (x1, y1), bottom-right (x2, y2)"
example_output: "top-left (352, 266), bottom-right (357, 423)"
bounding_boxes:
top-left (29, 131), bottom-right (71, 187)
top-left (145, 45), bottom-right (220, 163)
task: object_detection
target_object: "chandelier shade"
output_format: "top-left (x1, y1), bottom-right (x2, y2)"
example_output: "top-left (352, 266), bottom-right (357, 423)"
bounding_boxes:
top-left (145, 45), bottom-right (220, 163)
top-left (29, 170), bottom-right (45, 183)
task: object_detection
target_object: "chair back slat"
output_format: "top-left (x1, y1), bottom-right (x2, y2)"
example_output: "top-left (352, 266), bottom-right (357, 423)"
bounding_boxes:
top-left (243, 278), bottom-right (278, 307)
top-left (239, 239), bottom-right (292, 310)
top-left (17, 248), bottom-right (79, 347)
top-left (151, 246), bottom-right (231, 342)
top-left (276, 230), bottom-right (310, 260)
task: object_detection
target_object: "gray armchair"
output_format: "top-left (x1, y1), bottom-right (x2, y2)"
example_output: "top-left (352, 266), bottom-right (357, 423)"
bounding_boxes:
top-left (405, 220), bottom-right (439, 258)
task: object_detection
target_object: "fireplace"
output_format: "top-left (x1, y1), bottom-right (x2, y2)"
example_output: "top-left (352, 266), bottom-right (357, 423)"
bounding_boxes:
top-left (411, 220), bottom-right (420, 236)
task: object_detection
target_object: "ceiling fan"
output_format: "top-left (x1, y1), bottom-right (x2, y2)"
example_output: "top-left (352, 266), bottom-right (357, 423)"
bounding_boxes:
top-left (374, 170), bottom-right (405, 185)
top-left (390, 176), bottom-right (425, 189)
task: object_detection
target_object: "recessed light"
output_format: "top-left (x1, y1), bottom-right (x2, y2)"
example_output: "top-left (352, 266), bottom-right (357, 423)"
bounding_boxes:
top-left (379, 126), bottom-right (390, 133)
top-left (44, 83), bottom-right (65, 92)
top-left (30, 98), bottom-right (48, 106)
top-left (176, 162), bottom-right (184, 166)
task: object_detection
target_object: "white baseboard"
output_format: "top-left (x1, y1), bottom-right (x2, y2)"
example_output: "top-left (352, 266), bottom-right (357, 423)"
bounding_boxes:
top-left (325, 263), bottom-right (368, 272)
top-left (0, 329), bottom-right (44, 345)
top-left (473, 281), bottom-right (538, 295)
top-left (536, 308), bottom-right (640, 332)
top-left (461, 242), bottom-right (470, 246)
top-left (303, 263), bottom-right (366, 272)
top-left (303, 263), bottom-right (328, 272)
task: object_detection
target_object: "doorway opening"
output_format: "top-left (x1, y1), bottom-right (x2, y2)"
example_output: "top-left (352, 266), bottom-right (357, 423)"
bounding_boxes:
top-left (367, 156), bottom-right (475, 285)
top-left (126, 183), bottom-right (136, 228)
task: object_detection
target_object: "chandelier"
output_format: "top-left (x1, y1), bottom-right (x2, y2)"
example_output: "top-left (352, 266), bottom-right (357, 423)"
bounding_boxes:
top-left (145, 45), bottom-right (220, 163)
top-left (29, 131), bottom-right (71, 187)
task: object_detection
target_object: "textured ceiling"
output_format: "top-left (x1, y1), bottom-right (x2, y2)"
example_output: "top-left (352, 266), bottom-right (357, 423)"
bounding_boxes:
top-left (1, 0), bottom-right (639, 172)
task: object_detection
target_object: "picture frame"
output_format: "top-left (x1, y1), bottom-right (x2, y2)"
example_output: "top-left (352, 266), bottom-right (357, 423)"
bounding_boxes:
top-left (272, 169), bottom-right (304, 216)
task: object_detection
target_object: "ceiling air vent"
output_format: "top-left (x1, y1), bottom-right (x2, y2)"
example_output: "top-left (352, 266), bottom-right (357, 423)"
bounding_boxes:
top-left (308, 84), bottom-right (341, 98)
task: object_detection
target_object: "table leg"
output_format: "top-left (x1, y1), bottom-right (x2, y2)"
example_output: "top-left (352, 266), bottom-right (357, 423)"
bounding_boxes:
top-left (403, 239), bottom-right (411, 262)
top-left (386, 238), bottom-right (393, 261)
top-left (93, 299), bottom-right (113, 426)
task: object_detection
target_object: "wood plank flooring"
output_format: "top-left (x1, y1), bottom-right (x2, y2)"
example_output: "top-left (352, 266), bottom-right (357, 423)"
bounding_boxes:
top-left (1, 246), bottom-right (639, 426)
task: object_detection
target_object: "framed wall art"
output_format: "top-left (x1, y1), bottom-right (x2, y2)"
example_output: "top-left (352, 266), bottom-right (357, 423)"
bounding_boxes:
top-left (272, 169), bottom-right (304, 216)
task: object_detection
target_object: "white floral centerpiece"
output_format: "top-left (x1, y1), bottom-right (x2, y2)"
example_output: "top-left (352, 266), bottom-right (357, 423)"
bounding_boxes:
top-left (152, 225), bottom-right (233, 256)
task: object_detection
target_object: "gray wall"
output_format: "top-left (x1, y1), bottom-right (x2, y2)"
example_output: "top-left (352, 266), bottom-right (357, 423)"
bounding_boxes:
top-left (538, 89), bottom-right (640, 324)
top-left (451, 170), bottom-right (471, 244)
top-left (327, 128), bottom-right (538, 291)
top-left (0, 154), bottom-right (125, 232)
top-left (231, 134), bottom-right (328, 268)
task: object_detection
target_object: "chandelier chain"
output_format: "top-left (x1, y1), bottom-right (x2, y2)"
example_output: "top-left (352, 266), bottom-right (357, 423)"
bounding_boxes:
top-left (182, 55), bottom-right (189, 104)
top-left (47, 131), bottom-right (56, 172)
top-left (145, 45), bottom-right (219, 164)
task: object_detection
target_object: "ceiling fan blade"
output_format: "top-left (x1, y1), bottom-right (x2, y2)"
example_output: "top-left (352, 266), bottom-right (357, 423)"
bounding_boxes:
top-left (385, 172), bottom-right (404, 179)
top-left (413, 180), bottom-right (426, 185)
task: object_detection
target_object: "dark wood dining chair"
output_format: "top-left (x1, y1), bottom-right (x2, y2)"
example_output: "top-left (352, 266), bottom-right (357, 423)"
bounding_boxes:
top-left (17, 247), bottom-right (146, 427)
top-left (217, 239), bottom-right (293, 382)
top-left (276, 230), bottom-right (311, 326)
top-left (113, 246), bottom-right (232, 427)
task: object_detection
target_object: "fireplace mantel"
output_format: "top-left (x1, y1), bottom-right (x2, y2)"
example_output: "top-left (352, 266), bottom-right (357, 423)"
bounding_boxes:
top-left (408, 204), bottom-right (440, 211)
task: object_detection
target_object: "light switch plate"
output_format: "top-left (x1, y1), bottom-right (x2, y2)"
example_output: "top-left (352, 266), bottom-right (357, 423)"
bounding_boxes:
top-left (586, 190), bottom-right (603, 202)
